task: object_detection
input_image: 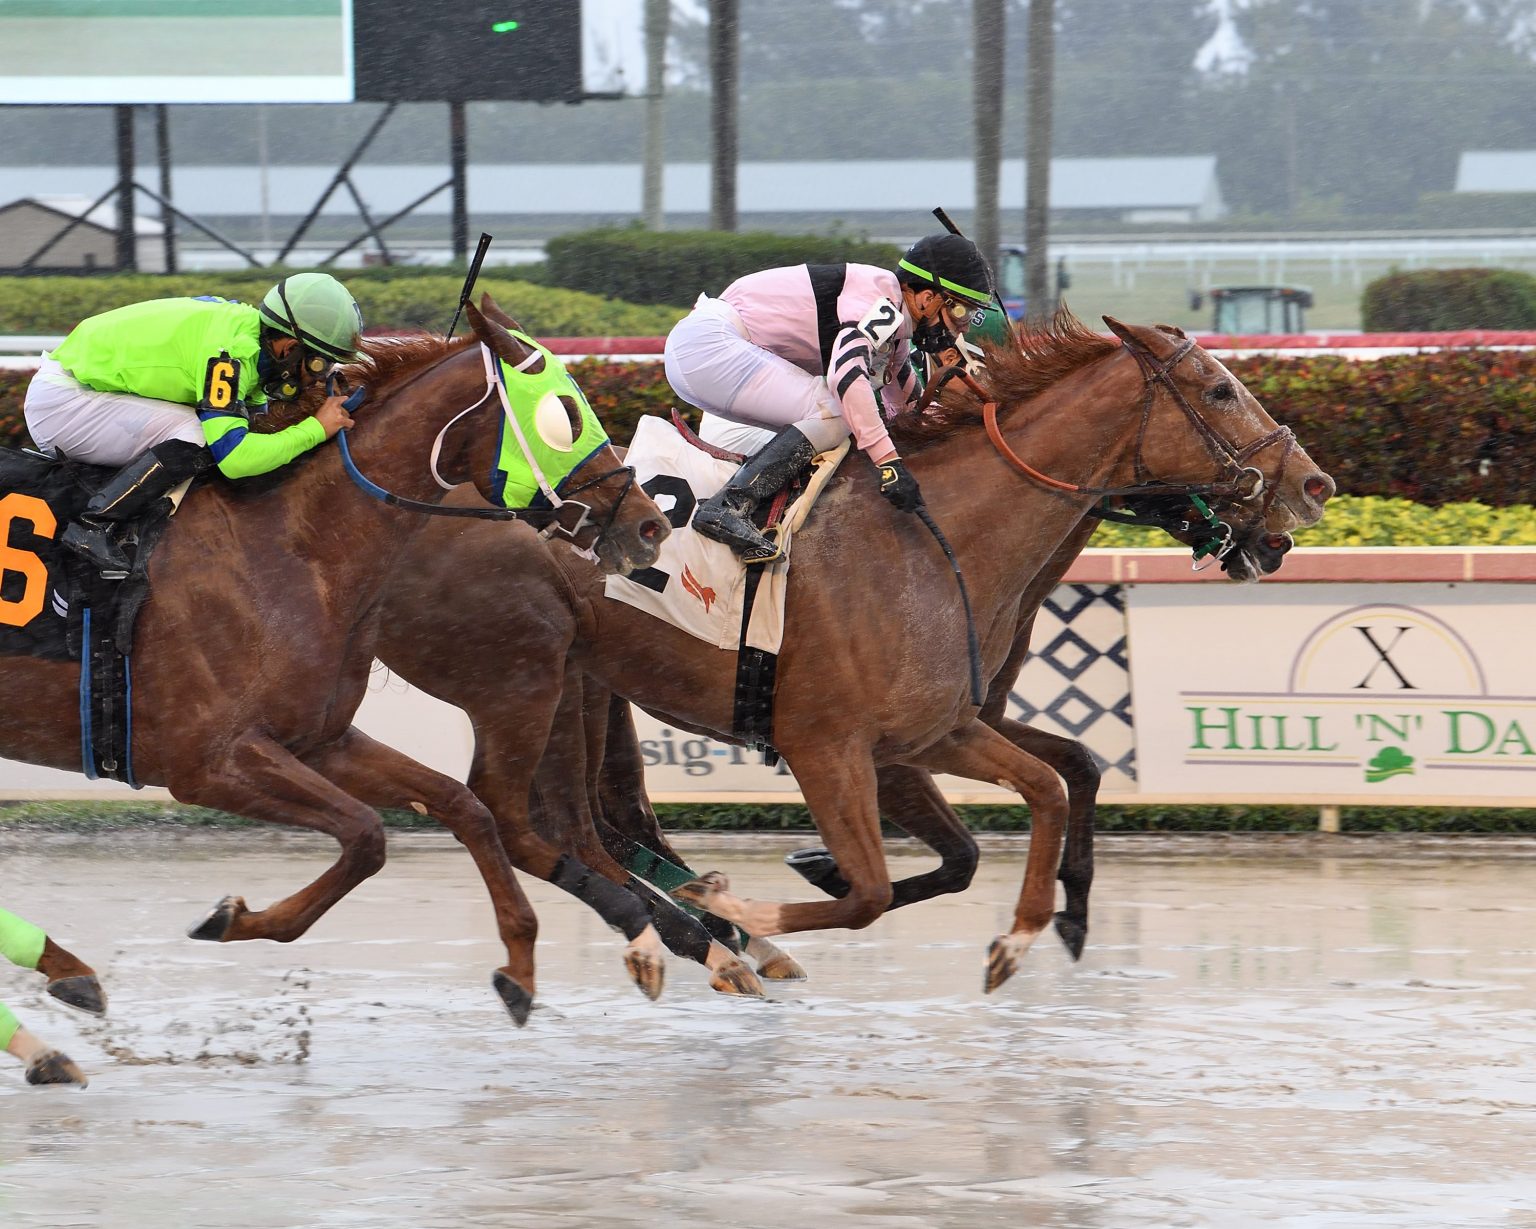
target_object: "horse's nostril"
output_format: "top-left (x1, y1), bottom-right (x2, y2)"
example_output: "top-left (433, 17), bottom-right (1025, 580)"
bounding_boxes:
top-left (1304, 475), bottom-right (1331, 500)
top-left (641, 519), bottom-right (665, 542)
top-left (1263, 533), bottom-right (1290, 551)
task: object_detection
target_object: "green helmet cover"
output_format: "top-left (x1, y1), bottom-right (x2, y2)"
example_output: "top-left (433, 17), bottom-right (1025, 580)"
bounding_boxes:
top-left (259, 272), bottom-right (364, 361)
top-left (491, 332), bottom-right (611, 509)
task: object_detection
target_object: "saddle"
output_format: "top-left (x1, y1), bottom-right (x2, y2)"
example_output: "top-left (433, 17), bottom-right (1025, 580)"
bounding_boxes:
top-left (0, 446), bottom-right (174, 784)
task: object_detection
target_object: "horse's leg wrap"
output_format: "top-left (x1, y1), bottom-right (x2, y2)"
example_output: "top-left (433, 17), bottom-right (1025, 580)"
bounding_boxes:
top-left (0, 908), bottom-right (46, 971)
top-left (621, 846), bottom-right (747, 951)
top-left (623, 877), bottom-right (713, 964)
top-left (550, 855), bottom-right (650, 942)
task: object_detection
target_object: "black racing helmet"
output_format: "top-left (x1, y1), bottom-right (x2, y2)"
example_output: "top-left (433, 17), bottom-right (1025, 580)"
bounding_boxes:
top-left (896, 233), bottom-right (994, 308)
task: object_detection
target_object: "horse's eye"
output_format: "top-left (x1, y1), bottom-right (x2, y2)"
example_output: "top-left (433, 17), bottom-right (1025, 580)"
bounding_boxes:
top-left (1208, 382), bottom-right (1236, 403)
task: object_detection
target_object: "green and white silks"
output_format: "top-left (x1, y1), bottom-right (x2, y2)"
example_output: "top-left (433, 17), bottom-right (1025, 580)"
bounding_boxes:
top-left (0, 1000), bottom-right (17, 1050)
top-left (477, 333), bottom-right (610, 510)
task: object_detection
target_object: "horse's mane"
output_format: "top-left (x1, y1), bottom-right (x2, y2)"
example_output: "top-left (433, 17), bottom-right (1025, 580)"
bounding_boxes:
top-left (284, 332), bottom-right (478, 419)
top-left (889, 305), bottom-right (1119, 453)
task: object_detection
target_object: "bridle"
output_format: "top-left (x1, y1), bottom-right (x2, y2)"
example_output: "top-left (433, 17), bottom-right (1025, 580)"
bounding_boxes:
top-left (334, 342), bottom-right (639, 552)
top-left (920, 334), bottom-right (1296, 517)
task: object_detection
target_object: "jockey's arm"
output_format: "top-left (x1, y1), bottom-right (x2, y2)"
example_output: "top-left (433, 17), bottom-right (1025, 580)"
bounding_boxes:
top-left (195, 353), bottom-right (331, 480)
top-left (827, 308), bottom-right (910, 466)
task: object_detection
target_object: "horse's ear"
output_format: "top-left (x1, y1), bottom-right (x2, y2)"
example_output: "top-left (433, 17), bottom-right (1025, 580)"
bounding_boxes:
top-left (478, 292), bottom-right (524, 334)
top-left (468, 300), bottom-right (540, 369)
top-left (1103, 315), bottom-right (1179, 355)
top-left (1155, 323), bottom-right (1188, 339)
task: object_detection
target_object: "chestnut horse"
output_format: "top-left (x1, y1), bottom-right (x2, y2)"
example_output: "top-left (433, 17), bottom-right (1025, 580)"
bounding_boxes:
top-left (572, 501), bottom-right (1295, 980)
top-left (375, 312), bottom-right (1332, 993)
top-left (0, 300), bottom-right (670, 1024)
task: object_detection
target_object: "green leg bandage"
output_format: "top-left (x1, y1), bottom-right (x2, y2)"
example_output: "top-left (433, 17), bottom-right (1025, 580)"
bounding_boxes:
top-left (0, 1001), bottom-right (19, 1051)
top-left (621, 848), bottom-right (752, 951)
top-left (0, 907), bottom-right (47, 971)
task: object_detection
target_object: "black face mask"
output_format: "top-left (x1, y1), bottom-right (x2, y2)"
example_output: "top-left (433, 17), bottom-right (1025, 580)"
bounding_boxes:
top-left (911, 316), bottom-right (958, 356)
top-left (258, 343), bottom-right (329, 401)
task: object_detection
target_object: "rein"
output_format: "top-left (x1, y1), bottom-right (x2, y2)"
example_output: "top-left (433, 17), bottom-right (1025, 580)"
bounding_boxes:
top-left (334, 342), bottom-right (638, 546)
top-left (921, 344), bottom-right (1295, 509)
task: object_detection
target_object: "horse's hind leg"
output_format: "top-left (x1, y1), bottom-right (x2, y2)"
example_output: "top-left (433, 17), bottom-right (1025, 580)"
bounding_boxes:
top-left (914, 722), bottom-right (1069, 994)
top-left (295, 728), bottom-right (543, 1024)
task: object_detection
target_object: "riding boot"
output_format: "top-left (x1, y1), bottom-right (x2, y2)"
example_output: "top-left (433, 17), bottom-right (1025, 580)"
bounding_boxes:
top-left (60, 440), bottom-right (211, 579)
top-left (691, 426), bottom-right (819, 563)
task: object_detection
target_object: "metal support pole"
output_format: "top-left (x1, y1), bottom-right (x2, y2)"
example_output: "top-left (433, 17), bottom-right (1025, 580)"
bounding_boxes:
top-left (450, 101), bottom-right (469, 265)
top-left (707, 0), bottom-right (738, 232)
top-left (1318, 805), bottom-right (1341, 834)
top-left (155, 104), bottom-right (177, 274)
top-left (278, 102), bottom-right (396, 264)
top-left (114, 104), bottom-right (136, 271)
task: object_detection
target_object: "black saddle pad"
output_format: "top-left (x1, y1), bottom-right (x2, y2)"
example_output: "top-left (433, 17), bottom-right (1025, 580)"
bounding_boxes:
top-left (0, 447), bottom-right (159, 662)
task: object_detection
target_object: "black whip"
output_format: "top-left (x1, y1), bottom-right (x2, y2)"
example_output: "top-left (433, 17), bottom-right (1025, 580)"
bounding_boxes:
top-left (447, 232), bottom-right (493, 337)
top-left (915, 506), bottom-right (985, 707)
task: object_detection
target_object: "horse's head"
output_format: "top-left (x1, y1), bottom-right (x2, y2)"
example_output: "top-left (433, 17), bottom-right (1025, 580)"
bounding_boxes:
top-left (1111, 489), bottom-right (1294, 583)
top-left (1101, 316), bottom-right (1333, 546)
top-left (455, 295), bottom-right (668, 575)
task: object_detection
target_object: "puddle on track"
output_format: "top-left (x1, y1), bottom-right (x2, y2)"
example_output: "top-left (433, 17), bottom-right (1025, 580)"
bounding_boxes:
top-left (2, 830), bottom-right (1534, 1228)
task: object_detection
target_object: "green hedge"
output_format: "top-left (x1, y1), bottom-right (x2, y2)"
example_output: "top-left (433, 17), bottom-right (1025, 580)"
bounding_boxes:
top-left (10, 326), bottom-right (1536, 510)
top-left (1361, 267), bottom-right (1536, 331)
top-left (6, 798), bottom-right (1536, 834)
top-left (543, 226), bottom-right (903, 307)
top-left (0, 272), bottom-right (684, 337)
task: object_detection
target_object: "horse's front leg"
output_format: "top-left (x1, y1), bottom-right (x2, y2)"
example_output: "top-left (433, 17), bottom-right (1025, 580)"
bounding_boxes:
top-left (0, 908), bottom-right (107, 1017)
top-left (173, 732), bottom-right (391, 948)
top-left (991, 717), bottom-right (1100, 961)
top-left (913, 720), bottom-right (1070, 993)
top-left (292, 727), bottom-right (545, 1025)
top-left (784, 763), bottom-right (980, 911)
top-left (676, 748), bottom-right (893, 938)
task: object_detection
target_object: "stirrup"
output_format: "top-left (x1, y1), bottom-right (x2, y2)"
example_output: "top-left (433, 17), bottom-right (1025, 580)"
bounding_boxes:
top-left (60, 521), bottom-right (131, 580)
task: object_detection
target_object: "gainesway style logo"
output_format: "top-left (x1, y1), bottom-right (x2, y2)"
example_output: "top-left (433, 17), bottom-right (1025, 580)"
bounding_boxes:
top-left (1180, 603), bottom-right (1535, 784)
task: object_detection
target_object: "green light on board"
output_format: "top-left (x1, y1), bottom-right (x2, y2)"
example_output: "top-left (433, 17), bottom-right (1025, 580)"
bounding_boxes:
top-left (491, 20), bottom-right (520, 33)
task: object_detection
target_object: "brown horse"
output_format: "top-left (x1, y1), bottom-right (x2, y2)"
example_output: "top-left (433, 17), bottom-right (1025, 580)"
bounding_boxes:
top-left (577, 500), bottom-right (1295, 978)
top-left (376, 311), bottom-right (1333, 993)
top-left (0, 300), bottom-right (670, 1024)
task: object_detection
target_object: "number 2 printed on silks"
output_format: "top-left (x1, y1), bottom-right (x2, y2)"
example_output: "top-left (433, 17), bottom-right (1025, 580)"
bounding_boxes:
top-left (202, 353), bottom-right (240, 411)
top-left (856, 298), bottom-right (903, 349)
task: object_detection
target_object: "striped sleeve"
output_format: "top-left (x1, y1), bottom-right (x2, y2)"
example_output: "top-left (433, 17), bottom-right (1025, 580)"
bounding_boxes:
top-left (826, 322), bottom-right (896, 463)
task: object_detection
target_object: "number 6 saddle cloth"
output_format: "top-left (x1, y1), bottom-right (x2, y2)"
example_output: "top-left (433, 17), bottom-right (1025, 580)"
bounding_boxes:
top-left (603, 413), bottom-right (849, 653)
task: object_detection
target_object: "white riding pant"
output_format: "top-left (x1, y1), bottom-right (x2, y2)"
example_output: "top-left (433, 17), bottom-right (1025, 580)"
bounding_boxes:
top-left (24, 356), bottom-right (204, 466)
top-left (664, 296), bottom-right (852, 455)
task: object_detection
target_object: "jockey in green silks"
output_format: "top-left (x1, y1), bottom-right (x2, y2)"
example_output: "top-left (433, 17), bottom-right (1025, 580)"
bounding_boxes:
top-left (1, 906), bottom-right (87, 1087)
top-left (24, 273), bottom-right (364, 577)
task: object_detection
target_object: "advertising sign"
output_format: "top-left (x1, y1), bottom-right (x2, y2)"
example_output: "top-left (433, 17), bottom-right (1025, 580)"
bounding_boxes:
top-left (1130, 583), bottom-right (1536, 802)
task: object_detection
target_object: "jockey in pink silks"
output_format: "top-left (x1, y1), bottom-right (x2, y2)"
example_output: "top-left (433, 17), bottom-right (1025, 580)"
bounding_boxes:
top-left (663, 233), bottom-right (994, 563)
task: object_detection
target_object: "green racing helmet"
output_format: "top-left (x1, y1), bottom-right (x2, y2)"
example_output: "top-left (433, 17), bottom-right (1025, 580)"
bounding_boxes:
top-left (258, 272), bottom-right (364, 362)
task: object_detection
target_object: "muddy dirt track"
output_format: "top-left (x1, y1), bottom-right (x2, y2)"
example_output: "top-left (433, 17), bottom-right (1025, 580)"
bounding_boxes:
top-left (2, 829), bottom-right (1534, 1229)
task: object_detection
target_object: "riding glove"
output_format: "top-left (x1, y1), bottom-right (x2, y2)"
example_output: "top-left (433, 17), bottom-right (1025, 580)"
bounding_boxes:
top-left (877, 457), bottom-right (924, 512)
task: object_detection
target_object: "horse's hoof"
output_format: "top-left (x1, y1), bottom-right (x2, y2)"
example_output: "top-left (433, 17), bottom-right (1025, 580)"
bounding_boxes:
top-left (187, 895), bottom-right (247, 942)
top-left (698, 869), bottom-right (730, 892)
top-left (984, 935), bottom-right (1019, 994)
top-left (1054, 912), bottom-right (1087, 962)
top-left (625, 947), bottom-right (666, 1002)
top-left (671, 879), bottom-right (716, 910)
top-left (492, 970), bottom-right (535, 1027)
top-left (25, 1050), bottom-right (87, 1088)
top-left (755, 951), bottom-right (809, 982)
top-left (708, 957), bottom-right (766, 998)
top-left (46, 975), bottom-right (107, 1017)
